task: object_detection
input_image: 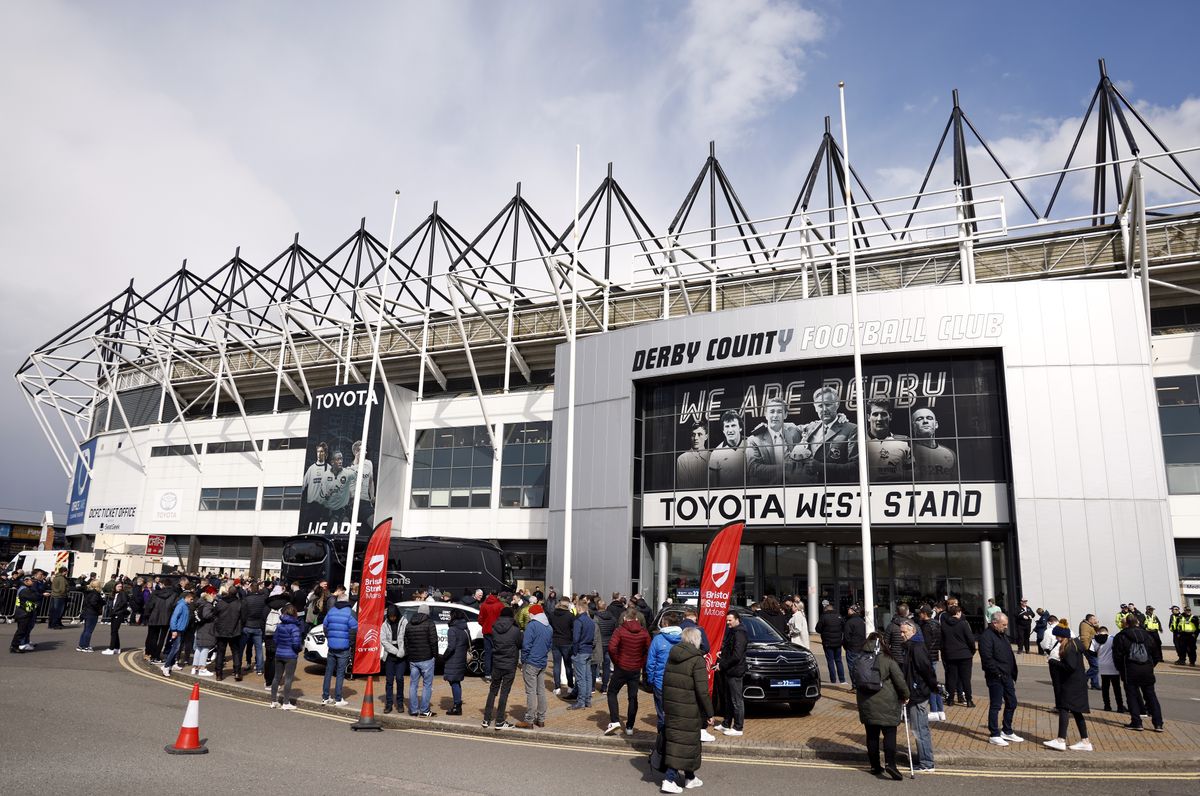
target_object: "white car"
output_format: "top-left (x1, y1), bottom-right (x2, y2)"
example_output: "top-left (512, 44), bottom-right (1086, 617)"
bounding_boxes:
top-left (303, 600), bottom-right (485, 675)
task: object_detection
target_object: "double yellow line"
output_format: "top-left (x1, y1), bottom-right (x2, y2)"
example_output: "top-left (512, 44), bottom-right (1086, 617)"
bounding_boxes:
top-left (118, 653), bottom-right (1199, 780)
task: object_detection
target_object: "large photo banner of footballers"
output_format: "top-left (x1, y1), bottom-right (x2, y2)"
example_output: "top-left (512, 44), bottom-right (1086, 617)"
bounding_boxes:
top-left (298, 384), bottom-right (384, 537)
top-left (637, 354), bottom-right (1012, 528)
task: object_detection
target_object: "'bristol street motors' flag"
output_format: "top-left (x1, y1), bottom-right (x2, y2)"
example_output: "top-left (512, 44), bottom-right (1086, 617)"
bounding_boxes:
top-left (697, 520), bottom-right (745, 691)
top-left (353, 517), bottom-right (393, 673)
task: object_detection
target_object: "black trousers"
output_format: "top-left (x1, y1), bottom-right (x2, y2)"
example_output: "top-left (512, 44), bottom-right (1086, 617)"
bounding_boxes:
top-left (145, 625), bottom-right (168, 660)
top-left (1016, 623), bottom-right (1032, 654)
top-left (214, 635), bottom-right (244, 677)
top-left (484, 668), bottom-right (516, 723)
top-left (109, 618), bottom-right (124, 651)
top-left (1101, 673), bottom-right (1124, 709)
top-left (10, 615), bottom-right (35, 651)
top-left (944, 658), bottom-right (973, 701)
top-left (263, 636), bottom-right (277, 686)
top-left (865, 723), bottom-right (897, 770)
top-left (1057, 709), bottom-right (1087, 740)
top-left (1126, 680), bottom-right (1164, 729)
top-left (607, 666), bottom-right (640, 727)
top-left (1182, 633), bottom-right (1198, 665)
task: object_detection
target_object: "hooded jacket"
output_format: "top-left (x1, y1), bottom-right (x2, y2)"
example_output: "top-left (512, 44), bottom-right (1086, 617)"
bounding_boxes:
top-left (381, 613), bottom-right (407, 661)
top-left (240, 591), bottom-right (268, 630)
top-left (81, 589), bottom-right (105, 619)
top-left (608, 618), bottom-right (651, 672)
top-left (678, 618), bottom-right (710, 654)
top-left (815, 610), bottom-right (845, 648)
top-left (572, 610), bottom-right (596, 656)
top-left (323, 599), bottom-right (358, 652)
top-left (194, 599), bottom-right (217, 649)
top-left (147, 585), bottom-right (181, 626)
top-left (213, 592), bottom-right (244, 638)
top-left (596, 601), bottom-right (623, 649)
top-left (940, 615), bottom-right (976, 661)
top-left (550, 606), bottom-right (575, 646)
top-left (273, 614), bottom-right (303, 660)
top-left (918, 617), bottom-right (943, 662)
top-left (479, 595), bottom-right (503, 635)
top-left (646, 625), bottom-right (682, 689)
top-left (662, 641), bottom-right (714, 774)
top-left (169, 599), bottom-right (193, 633)
top-left (442, 617), bottom-right (470, 682)
top-left (718, 623), bottom-right (748, 677)
top-left (521, 612), bottom-right (553, 668)
top-left (403, 610), bottom-right (438, 662)
top-left (490, 615), bottom-right (523, 673)
top-left (843, 614), bottom-right (868, 653)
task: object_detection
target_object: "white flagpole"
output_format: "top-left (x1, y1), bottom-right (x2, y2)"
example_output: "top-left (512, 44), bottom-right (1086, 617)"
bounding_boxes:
top-left (343, 190), bottom-right (401, 591)
top-left (838, 82), bottom-right (876, 630)
top-left (562, 145), bottom-right (581, 598)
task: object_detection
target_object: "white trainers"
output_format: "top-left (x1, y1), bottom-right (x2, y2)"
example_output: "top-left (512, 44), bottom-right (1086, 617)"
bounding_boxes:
top-left (700, 728), bottom-right (715, 742)
top-left (196, 668), bottom-right (213, 677)
top-left (604, 722), bottom-right (621, 736)
top-left (322, 698), bottom-right (334, 705)
top-left (927, 712), bottom-right (940, 722)
top-left (722, 728), bottom-right (743, 737)
top-left (685, 777), bottom-right (703, 789)
top-left (937, 712), bottom-right (947, 721)
top-left (161, 666), bottom-right (171, 677)
top-left (625, 728), bottom-right (634, 736)
top-left (661, 780), bottom-right (683, 794)
top-left (334, 699), bottom-right (349, 707)
top-left (712, 723), bottom-right (727, 732)
top-left (1069, 739), bottom-right (1093, 751)
top-left (1043, 738), bottom-right (1067, 751)
top-left (102, 649), bottom-right (117, 656)
top-left (280, 703), bottom-right (297, 711)
top-left (988, 736), bottom-right (1009, 746)
top-left (1001, 732), bottom-right (1025, 743)
top-left (269, 701), bottom-right (281, 709)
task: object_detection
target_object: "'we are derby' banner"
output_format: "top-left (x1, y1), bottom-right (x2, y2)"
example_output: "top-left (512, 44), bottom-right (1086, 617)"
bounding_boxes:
top-left (643, 483), bottom-right (1009, 528)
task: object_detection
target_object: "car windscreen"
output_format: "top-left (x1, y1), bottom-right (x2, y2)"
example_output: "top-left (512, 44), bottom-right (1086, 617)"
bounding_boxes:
top-left (738, 614), bottom-right (785, 643)
top-left (283, 538), bottom-right (327, 565)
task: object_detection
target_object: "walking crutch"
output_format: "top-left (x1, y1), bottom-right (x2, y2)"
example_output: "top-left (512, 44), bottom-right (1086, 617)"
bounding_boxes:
top-left (901, 705), bottom-right (915, 779)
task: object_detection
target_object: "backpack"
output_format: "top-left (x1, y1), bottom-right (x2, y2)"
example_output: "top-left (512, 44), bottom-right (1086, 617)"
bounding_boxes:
top-left (854, 651), bottom-right (883, 693)
top-left (1128, 639), bottom-right (1150, 665)
top-left (265, 608), bottom-right (281, 637)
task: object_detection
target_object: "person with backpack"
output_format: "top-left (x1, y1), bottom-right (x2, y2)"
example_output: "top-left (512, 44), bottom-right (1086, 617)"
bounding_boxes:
top-left (1112, 614), bottom-right (1164, 732)
top-left (814, 604), bottom-right (847, 686)
top-left (270, 604), bottom-right (303, 710)
top-left (443, 608), bottom-right (471, 716)
top-left (940, 605), bottom-right (976, 707)
top-left (901, 621), bottom-right (938, 771)
top-left (1044, 621), bottom-right (1092, 751)
top-left (855, 632), bottom-right (908, 781)
top-left (262, 589), bottom-right (291, 687)
top-left (380, 603), bottom-right (407, 714)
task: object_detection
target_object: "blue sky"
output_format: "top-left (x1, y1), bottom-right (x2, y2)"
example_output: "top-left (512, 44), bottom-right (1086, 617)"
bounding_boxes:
top-left (3, 0), bottom-right (1198, 514)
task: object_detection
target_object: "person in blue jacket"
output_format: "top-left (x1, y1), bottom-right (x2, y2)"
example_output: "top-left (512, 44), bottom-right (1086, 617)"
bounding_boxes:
top-left (646, 612), bottom-right (683, 732)
top-left (161, 592), bottom-right (195, 677)
top-left (271, 604), bottom-right (303, 709)
top-left (517, 604), bottom-right (554, 728)
top-left (321, 586), bottom-right (358, 706)
top-left (679, 606), bottom-right (711, 653)
top-left (569, 597), bottom-right (596, 709)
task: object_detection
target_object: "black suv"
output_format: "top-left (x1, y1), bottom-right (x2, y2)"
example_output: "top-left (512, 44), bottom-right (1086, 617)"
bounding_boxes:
top-left (652, 605), bottom-right (821, 715)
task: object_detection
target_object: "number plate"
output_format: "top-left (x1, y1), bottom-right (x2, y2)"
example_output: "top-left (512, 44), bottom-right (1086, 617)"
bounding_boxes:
top-left (770, 679), bottom-right (803, 688)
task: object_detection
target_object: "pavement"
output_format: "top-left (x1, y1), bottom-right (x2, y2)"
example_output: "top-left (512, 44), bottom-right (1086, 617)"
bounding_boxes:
top-left (118, 635), bottom-right (1200, 771)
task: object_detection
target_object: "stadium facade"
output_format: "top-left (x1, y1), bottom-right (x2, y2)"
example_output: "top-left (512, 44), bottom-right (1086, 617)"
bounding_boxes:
top-left (17, 62), bottom-right (1200, 626)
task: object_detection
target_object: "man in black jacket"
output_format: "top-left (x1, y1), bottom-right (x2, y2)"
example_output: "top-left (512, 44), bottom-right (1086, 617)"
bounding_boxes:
top-left (917, 606), bottom-right (946, 720)
top-left (549, 599), bottom-right (576, 697)
top-left (240, 582), bottom-right (268, 675)
top-left (1015, 598), bottom-right (1035, 655)
top-left (482, 607), bottom-right (523, 730)
top-left (815, 604), bottom-right (846, 685)
top-left (978, 612), bottom-right (1022, 745)
top-left (901, 622), bottom-right (939, 771)
top-left (886, 604), bottom-right (915, 668)
top-left (715, 611), bottom-right (748, 736)
top-left (144, 581), bottom-right (183, 664)
top-left (596, 596), bottom-right (624, 693)
top-left (1112, 615), bottom-right (1165, 731)
top-left (842, 605), bottom-right (867, 689)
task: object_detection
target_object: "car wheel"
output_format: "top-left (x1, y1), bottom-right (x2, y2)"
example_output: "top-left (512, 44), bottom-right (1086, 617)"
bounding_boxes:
top-left (789, 701), bottom-right (815, 716)
top-left (466, 640), bottom-right (485, 677)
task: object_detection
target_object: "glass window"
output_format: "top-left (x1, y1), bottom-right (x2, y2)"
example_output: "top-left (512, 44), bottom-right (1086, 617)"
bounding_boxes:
top-left (1156, 376), bottom-right (1199, 406)
top-left (207, 440), bottom-right (262, 454)
top-left (498, 421), bottom-right (552, 508)
top-left (1167, 465), bottom-right (1200, 495)
top-left (410, 425), bottom-right (494, 509)
top-left (1159, 405), bottom-right (1200, 435)
top-left (262, 486), bottom-right (302, 510)
top-left (198, 486), bottom-right (258, 511)
top-left (1164, 435), bottom-right (1200, 465)
top-left (267, 436), bottom-right (307, 451)
top-left (150, 444), bottom-right (193, 457)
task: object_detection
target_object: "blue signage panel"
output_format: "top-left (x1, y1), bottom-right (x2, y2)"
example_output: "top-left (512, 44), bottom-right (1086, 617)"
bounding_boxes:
top-left (67, 438), bottom-right (97, 526)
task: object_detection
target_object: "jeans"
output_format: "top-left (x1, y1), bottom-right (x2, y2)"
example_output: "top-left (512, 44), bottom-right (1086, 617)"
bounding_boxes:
top-left (522, 663), bottom-right (548, 722)
top-left (928, 662), bottom-right (945, 713)
top-left (449, 680), bottom-right (462, 704)
top-left (845, 649), bottom-right (860, 688)
top-left (192, 646), bottom-right (212, 669)
top-left (163, 633), bottom-right (183, 669)
top-left (722, 674), bottom-right (744, 730)
top-left (824, 646), bottom-right (845, 683)
top-left (906, 701), bottom-right (934, 769)
top-left (483, 668), bottom-right (516, 723)
top-left (483, 634), bottom-right (494, 677)
top-left (50, 597), bottom-right (67, 628)
top-left (601, 650), bottom-right (612, 691)
top-left (323, 648), bottom-right (350, 700)
top-left (78, 615), bottom-right (99, 649)
top-left (242, 627), bottom-right (264, 673)
top-left (608, 666), bottom-right (640, 727)
top-left (985, 674), bottom-right (1018, 736)
top-left (409, 658), bottom-right (435, 713)
top-left (272, 657), bottom-right (297, 704)
top-left (665, 769), bottom-right (695, 784)
top-left (865, 724), bottom-right (898, 770)
top-left (572, 652), bottom-right (593, 707)
top-left (108, 618), bottom-right (123, 651)
top-left (1126, 681), bottom-right (1164, 729)
top-left (553, 643), bottom-right (576, 689)
top-left (384, 656), bottom-right (406, 709)
top-left (1084, 651), bottom-right (1100, 689)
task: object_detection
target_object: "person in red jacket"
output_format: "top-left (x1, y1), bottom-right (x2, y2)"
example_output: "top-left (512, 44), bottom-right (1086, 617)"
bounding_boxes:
top-left (478, 591), bottom-right (504, 681)
top-left (605, 608), bottom-right (651, 736)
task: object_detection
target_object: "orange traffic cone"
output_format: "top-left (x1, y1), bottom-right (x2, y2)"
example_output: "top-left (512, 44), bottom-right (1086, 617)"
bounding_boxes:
top-left (350, 675), bottom-right (383, 732)
top-left (165, 682), bottom-right (209, 754)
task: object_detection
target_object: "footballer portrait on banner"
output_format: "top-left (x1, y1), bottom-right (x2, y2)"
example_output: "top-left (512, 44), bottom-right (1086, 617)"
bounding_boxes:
top-left (299, 385), bottom-right (383, 536)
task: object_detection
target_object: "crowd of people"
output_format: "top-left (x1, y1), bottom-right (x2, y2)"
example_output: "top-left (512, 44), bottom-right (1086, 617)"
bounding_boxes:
top-left (6, 567), bottom-right (1193, 789)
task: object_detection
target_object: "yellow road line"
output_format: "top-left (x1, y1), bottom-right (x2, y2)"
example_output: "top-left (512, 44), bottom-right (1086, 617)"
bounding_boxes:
top-left (117, 654), bottom-right (1199, 780)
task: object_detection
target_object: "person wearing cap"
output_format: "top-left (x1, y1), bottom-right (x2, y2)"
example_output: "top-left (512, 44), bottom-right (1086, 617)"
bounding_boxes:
top-left (10, 576), bottom-right (38, 653)
top-left (1115, 604), bottom-right (1129, 631)
top-left (1044, 619), bottom-right (1092, 751)
top-left (1143, 606), bottom-right (1162, 637)
top-left (1168, 606), bottom-right (1184, 664)
top-left (1015, 598), bottom-right (1035, 655)
top-left (404, 602), bottom-right (439, 717)
top-left (516, 603), bottom-right (553, 729)
top-left (1176, 607), bottom-right (1198, 666)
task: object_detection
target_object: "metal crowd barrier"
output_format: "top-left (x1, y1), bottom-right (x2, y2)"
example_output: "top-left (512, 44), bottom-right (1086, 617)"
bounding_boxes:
top-left (36, 593), bottom-right (51, 622)
top-left (63, 591), bottom-right (85, 625)
top-left (0, 588), bottom-right (14, 624)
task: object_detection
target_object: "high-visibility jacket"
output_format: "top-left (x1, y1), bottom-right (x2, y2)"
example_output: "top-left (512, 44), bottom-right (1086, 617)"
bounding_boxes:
top-left (1115, 611), bottom-right (1129, 630)
top-left (1179, 614), bottom-right (1199, 634)
top-left (1170, 614), bottom-right (1182, 633)
top-left (1144, 614), bottom-right (1162, 632)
